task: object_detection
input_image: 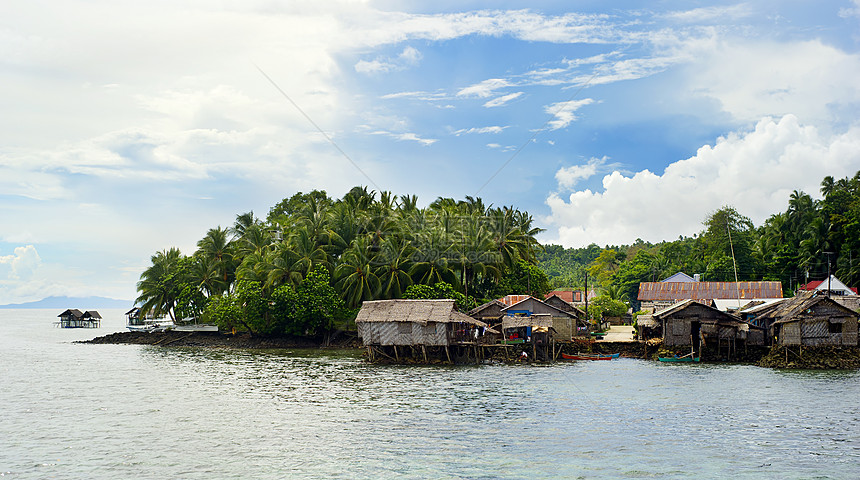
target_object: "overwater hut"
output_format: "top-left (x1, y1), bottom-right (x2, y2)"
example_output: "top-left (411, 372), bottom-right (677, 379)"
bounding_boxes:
top-left (468, 299), bottom-right (507, 340)
top-left (355, 299), bottom-right (489, 363)
top-left (652, 300), bottom-right (749, 358)
top-left (544, 294), bottom-right (586, 332)
top-left (500, 296), bottom-right (580, 341)
top-left (501, 313), bottom-right (555, 361)
top-left (57, 309), bottom-right (100, 328)
top-left (759, 291), bottom-right (859, 347)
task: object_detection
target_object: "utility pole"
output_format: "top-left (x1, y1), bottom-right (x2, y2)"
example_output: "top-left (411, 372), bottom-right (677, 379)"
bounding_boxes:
top-left (584, 270), bottom-right (589, 331)
top-left (824, 251), bottom-right (834, 297)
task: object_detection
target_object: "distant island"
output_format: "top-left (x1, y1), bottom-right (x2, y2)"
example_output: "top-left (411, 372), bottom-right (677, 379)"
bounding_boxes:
top-left (0, 296), bottom-right (133, 309)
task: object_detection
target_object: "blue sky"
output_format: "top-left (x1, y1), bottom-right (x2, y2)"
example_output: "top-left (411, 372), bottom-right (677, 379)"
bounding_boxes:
top-left (1, 1), bottom-right (860, 304)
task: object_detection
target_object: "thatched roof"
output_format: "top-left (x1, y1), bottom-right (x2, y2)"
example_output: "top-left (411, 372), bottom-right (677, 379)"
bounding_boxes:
top-left (502, 297), bottom-right (577, 318)
top-left (58, 309), bottom-right (84, 318)
top-left (763, 291), bottom-right (860, 325)
top-left (653, 299), bottom-right (743, 324)
top-left (83, 310), bottom-right (102, 319)
top-left (502, 313), bottom-right (553, 329)
top-left (355, 299), bottom-right (487, 327)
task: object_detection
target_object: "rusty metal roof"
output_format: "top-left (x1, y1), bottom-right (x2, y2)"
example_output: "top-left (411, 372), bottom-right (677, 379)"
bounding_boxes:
top-left (637, 281), bottom-right (783, 301)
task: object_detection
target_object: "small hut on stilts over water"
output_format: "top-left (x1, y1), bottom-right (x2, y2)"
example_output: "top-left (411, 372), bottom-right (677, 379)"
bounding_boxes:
top-left (355, 299), bottom-right (493, 364)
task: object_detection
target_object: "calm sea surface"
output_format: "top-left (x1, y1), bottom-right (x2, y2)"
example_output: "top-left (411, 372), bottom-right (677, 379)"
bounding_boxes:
top-left (1, 309), bottom-right (859, 479)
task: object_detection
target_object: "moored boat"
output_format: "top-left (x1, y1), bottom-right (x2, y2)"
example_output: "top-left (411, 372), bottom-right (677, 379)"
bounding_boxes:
top-left (561, 353), bottom-right (619, 361)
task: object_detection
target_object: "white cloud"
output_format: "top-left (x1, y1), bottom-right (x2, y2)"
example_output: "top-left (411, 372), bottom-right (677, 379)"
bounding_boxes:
top-left (453, 126), bottom-right (507, 136)
top-left (555, 157), bottom-right (607, 189)
top-left (355, 45), bottom-right (423, 74)
top-left (544, 98), bottom-right (595, 130)
top-left (546, 115), bottom-right (860, 247)
top-left (483, 92), bottom-right (524, 108)
top-left (457, 78), bottom-right (512, 98)
top-left (369, 130), bottom-right (437, 145)
top-left (684, 39), bottom-right (860, 125)
top-left (662, 5), bottom-right (753, 23)
top-left (0, 245), bottom-right (41, 280)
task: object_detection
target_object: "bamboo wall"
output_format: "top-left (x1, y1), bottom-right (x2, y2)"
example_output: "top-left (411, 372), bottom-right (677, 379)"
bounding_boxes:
top-left (357, 322), bottom-right (450, 346)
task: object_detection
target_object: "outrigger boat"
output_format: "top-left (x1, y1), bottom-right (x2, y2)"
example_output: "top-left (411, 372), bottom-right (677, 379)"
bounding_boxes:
top-left (561, 353), bottom-right (619, 361)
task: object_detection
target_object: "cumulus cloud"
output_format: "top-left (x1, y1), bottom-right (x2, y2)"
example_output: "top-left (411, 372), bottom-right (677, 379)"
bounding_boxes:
top-left (555, 157), bottom-right (608, 189)
top-left (483, 92), bottom-right (524, 108)
top-left (684, 39), bottom-right (860, 125)
top-left (544, 98), bottom-right (595, 130)
top-left (0, 245), bottom-right (41, 280)
top-left (546, 115), bottom-right (860, 247)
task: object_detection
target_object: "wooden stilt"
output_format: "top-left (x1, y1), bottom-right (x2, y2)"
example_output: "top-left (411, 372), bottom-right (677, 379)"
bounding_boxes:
top-left (394, 345), bottom-right (399, 362)
top-left (422, 345), bottom-right (428, 363)
top-left (445, 346), bottom-right (452, 363)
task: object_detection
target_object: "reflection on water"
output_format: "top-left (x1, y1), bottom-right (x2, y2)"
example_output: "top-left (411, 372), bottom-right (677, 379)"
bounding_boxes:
top-left (2, 310), bottom-right (859, 479)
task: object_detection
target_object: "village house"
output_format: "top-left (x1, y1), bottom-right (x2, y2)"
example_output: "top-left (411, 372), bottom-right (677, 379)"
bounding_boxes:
top-left (355, 299), bottom-right (489, 362)
top-left (756, 291), bottom-right (859, 347)
top-left (650, 300), bottom-right (757, 357)
top-left (499, 295), bottom-right (580, 341)
top-left (637, 275), bottom-right (783, 312)
top-left (798, 275), bottom-right (860, 311)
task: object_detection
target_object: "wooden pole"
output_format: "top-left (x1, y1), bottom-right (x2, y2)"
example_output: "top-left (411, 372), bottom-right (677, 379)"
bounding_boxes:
top-left (445, 346), bottom-right (452, 363)
top-left (422, 345), bottom-right (428, 363)
top-left (394, 345), bottom-right (399, 362)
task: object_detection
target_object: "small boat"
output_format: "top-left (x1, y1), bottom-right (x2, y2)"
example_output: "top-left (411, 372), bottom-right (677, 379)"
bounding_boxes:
top-left (658, 355), bottom-right (700, 363)
top-left (173, 324), bottom-right (218, 332)
top-left (561, 353), bottom-right (619, 361)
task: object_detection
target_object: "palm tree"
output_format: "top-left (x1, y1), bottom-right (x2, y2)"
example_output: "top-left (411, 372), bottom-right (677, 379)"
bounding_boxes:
top-left (335, 237), bottom-right (381, 308)
top-left (375, 237), bottom-right (414, 299)
top-left (196, 227), bottom-right (236, 295)
top-left (265, 243), bottom-right (303, 290)
top-left (136, 247), bottom-right (184, 321)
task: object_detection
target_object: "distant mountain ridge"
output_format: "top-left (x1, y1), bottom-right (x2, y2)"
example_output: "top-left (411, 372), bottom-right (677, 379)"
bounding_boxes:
top-left (0, 296), bottom-right (133, 309)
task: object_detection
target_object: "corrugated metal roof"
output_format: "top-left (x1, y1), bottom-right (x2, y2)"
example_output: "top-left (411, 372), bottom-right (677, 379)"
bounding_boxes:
top-left (637, 281), bottom-right (783, 300)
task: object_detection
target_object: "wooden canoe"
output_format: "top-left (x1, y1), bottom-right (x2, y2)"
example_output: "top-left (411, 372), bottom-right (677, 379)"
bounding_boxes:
top-left (561, 353), bottom-right (618, 361)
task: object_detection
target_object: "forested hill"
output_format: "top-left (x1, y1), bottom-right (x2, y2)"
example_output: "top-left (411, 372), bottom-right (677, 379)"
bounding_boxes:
top-left (537, 171), bottom-right (860, 307)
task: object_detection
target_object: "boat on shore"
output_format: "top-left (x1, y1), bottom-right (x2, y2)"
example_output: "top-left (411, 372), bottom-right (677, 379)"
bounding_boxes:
top-left (173, 323), bottom-right (218, 332)
top-left (125, 307), bottom-right (173, 332)
top-left (561, 352), bottom-right (619, 361)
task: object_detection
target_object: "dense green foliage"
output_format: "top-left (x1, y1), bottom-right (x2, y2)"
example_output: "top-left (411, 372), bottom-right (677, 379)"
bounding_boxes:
top-left (136, 187), bottom-right (542, 335)
top-left (538, 171), bottom-right (860, 309)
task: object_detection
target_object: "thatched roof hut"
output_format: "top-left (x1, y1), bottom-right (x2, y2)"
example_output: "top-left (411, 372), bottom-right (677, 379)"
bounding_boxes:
top-left (355, 299), bottom-right (487, 347)
top-left (653, 300), bottom-right (746, 349)
top-left (760, 291), bottom-right (859, 346)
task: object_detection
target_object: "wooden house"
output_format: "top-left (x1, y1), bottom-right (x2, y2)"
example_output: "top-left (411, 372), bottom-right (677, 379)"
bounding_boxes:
top-left (759, 291), bottom-right (859, 347)
top-left (356, 299), bottom-right (487, 347)
top-left (500, 296), bottom-right (580, 341)
top-left (56, 309), bottom-right (101, 328)
top-left (653, 300), bottom-right (749, 357)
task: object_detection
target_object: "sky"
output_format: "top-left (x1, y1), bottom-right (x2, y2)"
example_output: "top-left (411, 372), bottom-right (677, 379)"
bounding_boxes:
top-left (1, 1), bottom-right (859, 304)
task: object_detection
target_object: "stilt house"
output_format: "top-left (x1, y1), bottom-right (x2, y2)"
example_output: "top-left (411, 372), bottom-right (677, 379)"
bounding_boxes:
top-left (758, 291), bottom-right (859, 347)
top-left (57, 309), bottom-right (101, 328)
top-left (499, 296), bottom-right (579, 341)
top-left (653, 300), bottom-right (750, 355)
top-left (356, 299), bottom-right (487, 347)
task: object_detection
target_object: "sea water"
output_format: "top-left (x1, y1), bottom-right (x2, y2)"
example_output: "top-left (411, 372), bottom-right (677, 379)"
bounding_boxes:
top-left (1, 309), bottom-right (859, 479)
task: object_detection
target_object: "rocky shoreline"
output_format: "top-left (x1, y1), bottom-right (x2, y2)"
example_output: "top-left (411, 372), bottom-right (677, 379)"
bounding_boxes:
top-left (80, 330), bottom-right (362, 349)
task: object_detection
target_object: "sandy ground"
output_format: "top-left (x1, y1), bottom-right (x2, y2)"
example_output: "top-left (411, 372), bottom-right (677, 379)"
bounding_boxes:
top-left (598, 325), bottom-right (636, 343)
